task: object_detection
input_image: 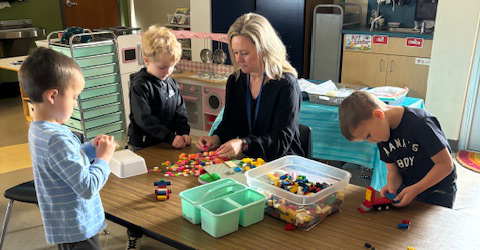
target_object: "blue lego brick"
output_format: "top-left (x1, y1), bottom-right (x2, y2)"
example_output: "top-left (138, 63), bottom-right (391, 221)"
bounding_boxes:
top-left (397, 223), bottom-right (409, 229)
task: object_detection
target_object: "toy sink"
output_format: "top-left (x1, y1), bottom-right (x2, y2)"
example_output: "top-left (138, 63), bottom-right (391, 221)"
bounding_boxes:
top-left (179, 178), bottom-right (266, 238)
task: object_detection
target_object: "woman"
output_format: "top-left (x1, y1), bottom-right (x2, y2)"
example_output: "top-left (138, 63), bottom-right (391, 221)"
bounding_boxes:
top-left (196, 13), bottom-right (303, 161)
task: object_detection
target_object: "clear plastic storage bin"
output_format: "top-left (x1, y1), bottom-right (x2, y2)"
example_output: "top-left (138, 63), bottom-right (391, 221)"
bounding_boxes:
top-left (245, 155), bottom-right (351, 230)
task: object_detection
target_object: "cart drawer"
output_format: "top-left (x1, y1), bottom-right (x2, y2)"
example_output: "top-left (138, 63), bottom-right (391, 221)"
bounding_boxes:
top-left (78, 93), bottom-right (122, 110)
top-left (86, 121), bottom-right (124, 139)
top-left (80, 83), bottom-right (120, 99)
top-left (76, 53), bottom-right (117, 68)
top-left (82, 63), bottom-right (117, 78)
top-left (51, 43), bottom-right (116, 58)
top-left (65, 111), bottom-right (123, 131)
top-left (71, 102), bottom-right (122, 120)
top-left (85, 73), bottom-right (119, 88)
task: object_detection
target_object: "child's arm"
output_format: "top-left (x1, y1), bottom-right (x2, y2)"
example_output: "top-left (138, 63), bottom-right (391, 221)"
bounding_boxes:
top-left (394, 147), bottom-right (453, 207)
top-left (48, 134), bottom-right (111, 199)
top-left (379, 162), bottom-right (403, 196)
top-left (130, 81), bottom-right (176, 143)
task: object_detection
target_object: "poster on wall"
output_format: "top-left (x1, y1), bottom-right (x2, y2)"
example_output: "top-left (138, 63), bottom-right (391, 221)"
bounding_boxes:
top-left (345, 34), bottom-right (372, 51)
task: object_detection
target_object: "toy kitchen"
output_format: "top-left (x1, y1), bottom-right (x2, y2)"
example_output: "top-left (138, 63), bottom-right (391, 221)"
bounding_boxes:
top-left (117, 31), bottom-right (231, 132)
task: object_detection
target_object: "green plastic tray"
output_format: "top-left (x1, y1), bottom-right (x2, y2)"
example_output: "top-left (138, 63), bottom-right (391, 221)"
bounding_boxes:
top-left (76, 53), bottom-right (117, 68)
top-left (179, 179), bottom-right (266, 238)
top-left (71, 102), bottom-right (122, 120)
top-left (80, 83), bottom-right (120, 99)
top-left (65, 111), bottom-right (123, 131)
top-left (82, 63), bottom-right (117, 78)
top-left (85, 73), bottom-right (119, 88)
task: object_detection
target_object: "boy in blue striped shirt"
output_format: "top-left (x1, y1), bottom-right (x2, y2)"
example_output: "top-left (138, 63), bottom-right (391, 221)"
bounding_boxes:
top-left (19, 47), bottom-right (116, 249)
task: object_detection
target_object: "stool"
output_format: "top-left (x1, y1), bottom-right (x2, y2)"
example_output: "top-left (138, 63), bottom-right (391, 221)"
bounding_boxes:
top-left (0, 181), bottom-right (37, 250)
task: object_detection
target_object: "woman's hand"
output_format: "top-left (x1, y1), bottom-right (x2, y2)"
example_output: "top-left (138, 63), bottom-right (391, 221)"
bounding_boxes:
top-left (215, 139), bottom-right (242, 158)
top-left (196, 135), bottom-right (220, 151)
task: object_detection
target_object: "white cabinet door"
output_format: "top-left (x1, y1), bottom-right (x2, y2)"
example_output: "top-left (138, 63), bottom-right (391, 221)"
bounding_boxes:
top-left (121, 74), bottom-right (131, 129)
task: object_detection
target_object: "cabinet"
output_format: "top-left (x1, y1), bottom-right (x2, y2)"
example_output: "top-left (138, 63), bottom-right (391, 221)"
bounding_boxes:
top-left (341, 35), bottom-right (432, 99)
top-left (164, 21), bottom-right (191, 60)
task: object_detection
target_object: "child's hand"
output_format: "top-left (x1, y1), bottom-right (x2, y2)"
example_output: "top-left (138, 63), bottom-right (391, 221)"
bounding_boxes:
top-left (215, 139), bottom-right (242, 158)
top-left (379, 185), bottom-right (397, 197)
top-left (96, 135), bottom-right (115, 163)
top-left (393, 186), bottom-right (420, 207)
top-left (181, 135), bottom-right (191, 146)
top-left (172, 135), bottom-right (186, 149)
top-left (91, 134), bottom-right (108, 148)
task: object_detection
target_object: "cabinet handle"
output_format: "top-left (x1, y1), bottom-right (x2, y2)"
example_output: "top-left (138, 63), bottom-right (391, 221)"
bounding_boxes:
top-left (380, 59), bottom-right (385, 72)
top-left (390, 60), bottom-right (395, 72)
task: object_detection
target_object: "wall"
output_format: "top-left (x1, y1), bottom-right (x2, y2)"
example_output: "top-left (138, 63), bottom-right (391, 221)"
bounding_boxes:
top-left (426, 1), bottom-right (480, 141)
top-left (131, 0), bottom-right (190, 32)
top-left (0, 0), bottom-right (63, 83)
top-left (190, 0), bottom-right (211, 62)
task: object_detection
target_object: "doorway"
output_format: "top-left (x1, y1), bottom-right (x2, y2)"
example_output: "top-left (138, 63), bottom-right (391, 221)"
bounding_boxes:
top-left (60, 0), bottom-right (121, 29)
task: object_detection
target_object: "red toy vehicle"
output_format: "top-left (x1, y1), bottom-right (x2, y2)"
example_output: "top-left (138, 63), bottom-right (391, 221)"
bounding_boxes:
top-left (358, 186), bottom-right (394, 213)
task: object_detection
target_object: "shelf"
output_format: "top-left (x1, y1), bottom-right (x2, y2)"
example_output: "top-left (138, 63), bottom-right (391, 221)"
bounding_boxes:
top-left (164, 23), bottom-right (191, 29)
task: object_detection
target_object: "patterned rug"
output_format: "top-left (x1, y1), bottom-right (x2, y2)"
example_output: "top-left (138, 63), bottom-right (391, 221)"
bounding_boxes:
top-left (456, 150), bottom-right (480, 173)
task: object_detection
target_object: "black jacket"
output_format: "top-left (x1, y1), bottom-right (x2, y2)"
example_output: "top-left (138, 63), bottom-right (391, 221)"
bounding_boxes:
top-left (128, 68), bottom-right (190, 148)
top-left (213, 72), bottom-right (303, 161)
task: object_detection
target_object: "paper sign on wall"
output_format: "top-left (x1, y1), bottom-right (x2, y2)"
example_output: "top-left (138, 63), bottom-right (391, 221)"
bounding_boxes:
top-left (406, 37), bottom-right (424, 48)
top-left (415, 58), bottom-right (430, 65)
top-left (373, 35), bottom-right (388, 45)
top-left (345, 34), bottom-right (372, 51)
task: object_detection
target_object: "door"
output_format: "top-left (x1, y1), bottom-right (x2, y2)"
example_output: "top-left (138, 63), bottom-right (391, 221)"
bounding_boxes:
top-left (341, 52), bottom-right (387, 87)
top-left (467, 78), bottom-right (480, 151)
top-left (62, 0), bottom-right (120, 29)
top-left (385, 55), bottom-right (429, 99)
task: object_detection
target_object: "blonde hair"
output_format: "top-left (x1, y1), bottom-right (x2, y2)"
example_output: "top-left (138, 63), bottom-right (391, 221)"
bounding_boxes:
top-left (338, 91), bottom-right (386, 141)
top-left (227, 13), bottom-right (297, 80)
top-left (142, 25), bottom-right (182, 63)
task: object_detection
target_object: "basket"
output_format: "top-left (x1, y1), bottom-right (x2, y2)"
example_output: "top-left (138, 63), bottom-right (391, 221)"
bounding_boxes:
top-left (307, 83), bottom-right (367, 106)
top-left (379, 88), bottom-right (409, 106)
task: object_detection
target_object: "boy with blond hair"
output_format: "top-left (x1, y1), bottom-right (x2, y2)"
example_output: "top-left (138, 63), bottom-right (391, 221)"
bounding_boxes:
top-left (338, 91), bottom-right (456, 208)
top-left (128, 25), bottom-right (191, 152)
top-left (126, 25), bottom-right (190, 249)
top-left (19, 47), bottom-right (116, 249)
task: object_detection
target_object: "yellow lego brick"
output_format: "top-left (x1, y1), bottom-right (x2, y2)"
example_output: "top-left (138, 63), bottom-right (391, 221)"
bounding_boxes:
top-left (320, 205), bottom-right (332, 215)
top-left (277, 205), bottom-right (287, 214)
top-left (290, 185), bottom-right (298, 193)
top-left (286, 208), bottom-right (297, 219)
top-left (245, 166), bottom-right (251, 171)
top-left (241, 158), bottom-right (252, 164)
top-left (279, 213), bottom-right (293, 223)
top-left (156, 195), bottom-right (168, 201)
top-left (224, 161), bottom-right (237, 168)
top-left (274, 180), bottom-right (279, 187)
top-left (336, 191), bottom-right (345, 201)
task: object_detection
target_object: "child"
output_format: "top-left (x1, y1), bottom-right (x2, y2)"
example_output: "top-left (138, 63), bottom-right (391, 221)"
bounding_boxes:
top-left (128, 25), bottom-right (191, 151)
top-left (338, 91), bottom-right (456, 208)
top-left (19, 47), bottom-right (116, 249)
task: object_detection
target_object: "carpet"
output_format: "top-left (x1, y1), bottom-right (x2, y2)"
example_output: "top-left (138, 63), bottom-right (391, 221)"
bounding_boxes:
top-left (456, 150), bottom-right (480, 173)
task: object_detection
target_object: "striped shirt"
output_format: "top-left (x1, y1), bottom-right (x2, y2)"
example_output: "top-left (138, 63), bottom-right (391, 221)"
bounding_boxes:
top-left (28, 121), bottom-right (110, 244)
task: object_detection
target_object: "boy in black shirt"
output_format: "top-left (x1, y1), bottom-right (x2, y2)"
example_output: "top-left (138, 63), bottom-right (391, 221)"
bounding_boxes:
top-left (338, 91), bottom-right (456, 208)
top-left (128, 25), bottom-right (190, 150)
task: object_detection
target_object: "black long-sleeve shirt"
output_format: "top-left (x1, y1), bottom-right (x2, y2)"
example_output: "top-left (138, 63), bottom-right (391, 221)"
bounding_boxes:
top-left (213, 72), bottom-right (303, 161)
top-left (128, 68), bottom-right (190, 148)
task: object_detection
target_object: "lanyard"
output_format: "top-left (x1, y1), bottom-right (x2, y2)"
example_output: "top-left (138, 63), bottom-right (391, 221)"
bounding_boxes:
top-left (246, 73), bottom-right (266, 134)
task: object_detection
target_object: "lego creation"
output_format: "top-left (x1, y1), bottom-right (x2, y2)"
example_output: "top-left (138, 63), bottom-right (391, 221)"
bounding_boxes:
top-left (358, 186), bottom-right (394, 213)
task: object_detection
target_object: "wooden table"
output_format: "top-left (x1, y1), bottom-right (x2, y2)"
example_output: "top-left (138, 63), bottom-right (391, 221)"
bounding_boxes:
top-left (101, 144), bottom-right (480, 250)
top-left (0, 55), bottom-right (26, 71)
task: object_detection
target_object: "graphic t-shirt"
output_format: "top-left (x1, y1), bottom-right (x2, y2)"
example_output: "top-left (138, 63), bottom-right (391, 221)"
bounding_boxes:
top-left (378, 107), bottom-right (456, 191)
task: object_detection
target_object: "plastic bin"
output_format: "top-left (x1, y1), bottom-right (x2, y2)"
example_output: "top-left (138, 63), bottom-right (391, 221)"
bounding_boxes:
top-left (245, 156), bottom-right (351, 230)
top-left (179, 178), bottom-right (266, 238)
top-left (71, 102), bottom-right (122, 120)
top-left (85, 73), bottom-right (119, 88)
top-left (65, 111), bottom-right (123, 131)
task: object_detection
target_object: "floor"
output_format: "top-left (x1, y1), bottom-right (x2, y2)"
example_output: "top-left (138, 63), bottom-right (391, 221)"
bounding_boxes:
top-left (0, 96), bottom-right (479, 249)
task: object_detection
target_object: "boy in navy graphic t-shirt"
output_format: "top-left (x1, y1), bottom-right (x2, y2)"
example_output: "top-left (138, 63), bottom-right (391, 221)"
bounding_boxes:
top-left (338, 91), bottom-right (456, 208)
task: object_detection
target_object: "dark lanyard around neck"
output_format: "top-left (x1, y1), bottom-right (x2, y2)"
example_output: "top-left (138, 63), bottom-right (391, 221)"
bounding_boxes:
top-left (246, 73), bottom-right (266, 134)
